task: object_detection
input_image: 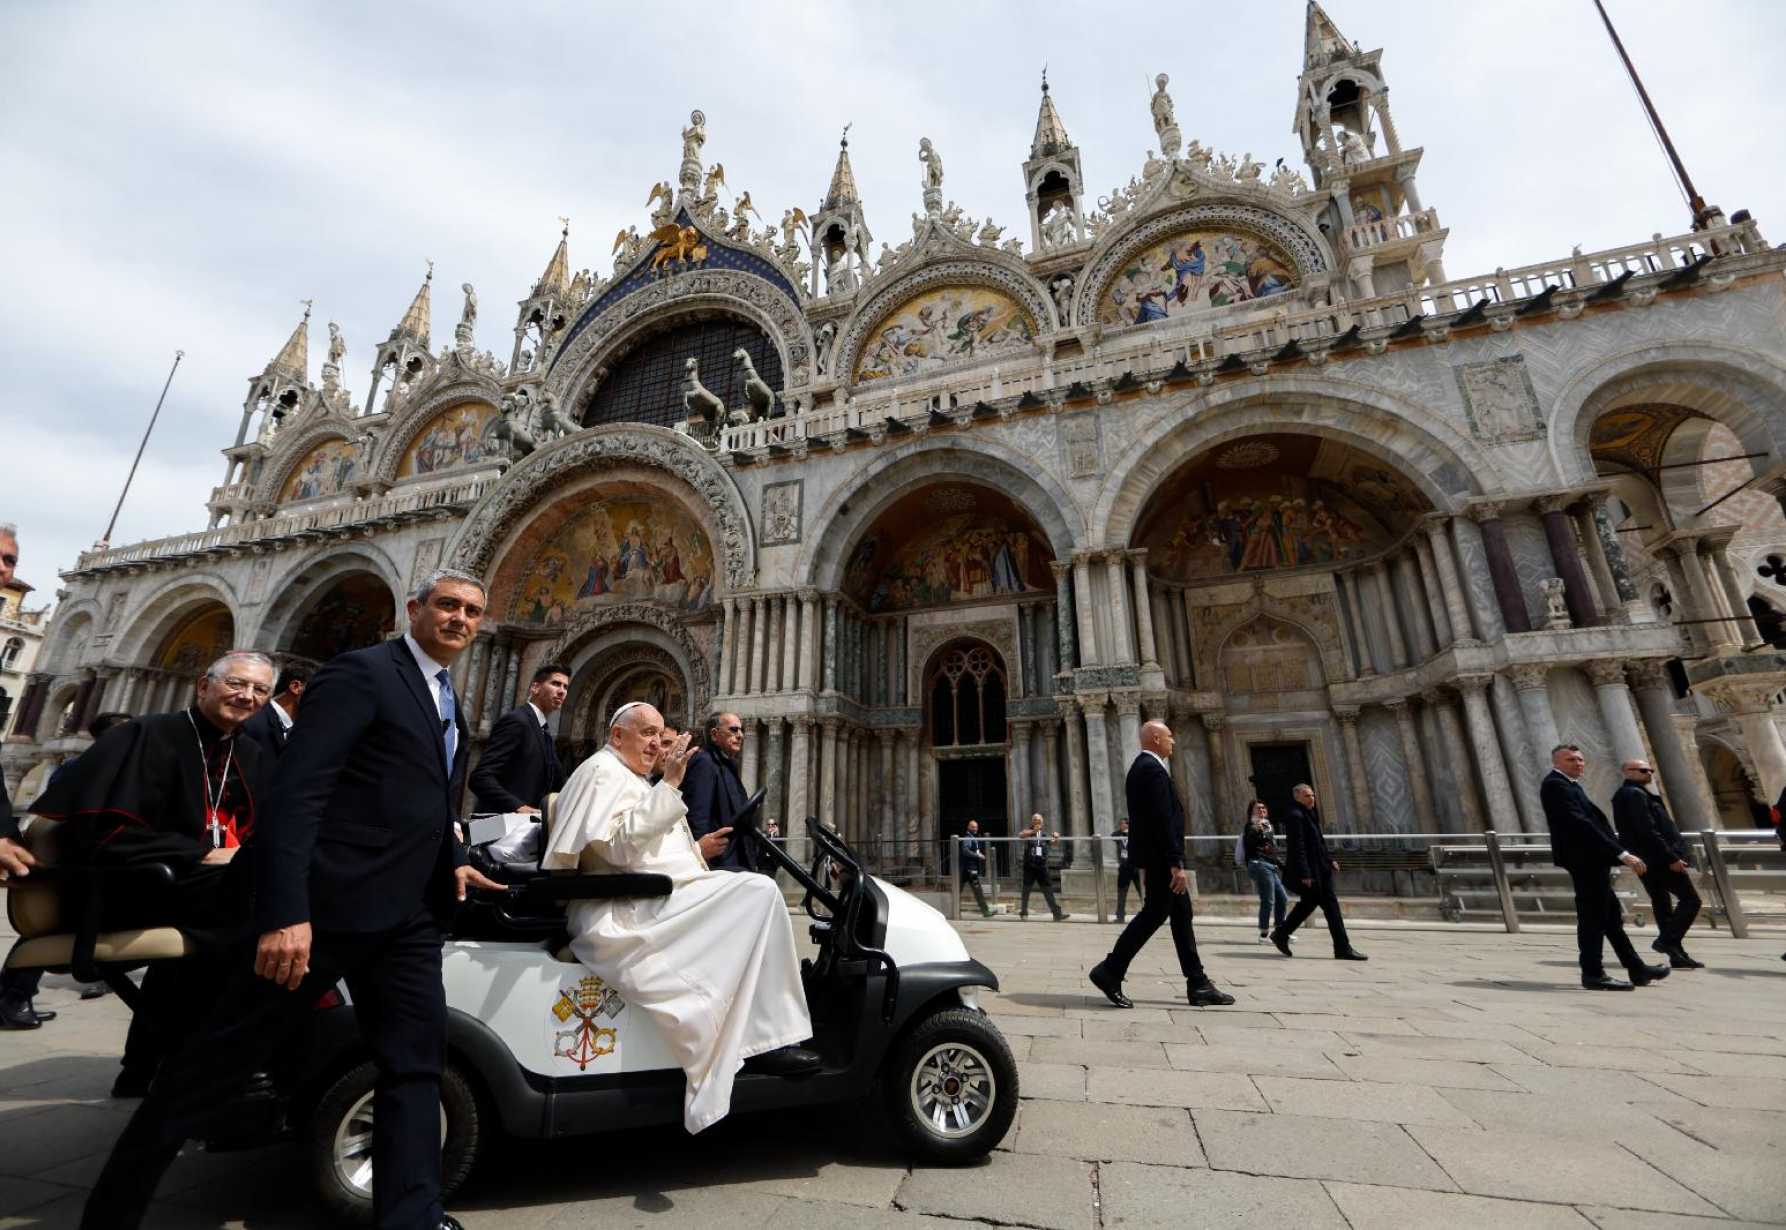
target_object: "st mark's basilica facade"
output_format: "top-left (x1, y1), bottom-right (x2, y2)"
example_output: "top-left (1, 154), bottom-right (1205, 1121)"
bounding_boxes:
top-left (10, 6), bottom-right (1786, 869)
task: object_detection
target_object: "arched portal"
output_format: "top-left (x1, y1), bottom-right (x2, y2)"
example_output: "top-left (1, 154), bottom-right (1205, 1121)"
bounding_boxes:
top-left (1699, 737), bottom-right (1759, 830)
top-left (924, 637), bottom-right (1013, 859)
top-left (152, 604), bottom-right (234, 675)
top-left (843, 482), bottom-right (1057, 615)
top-left (581, 314), bottom-right (783, 430)
top-left (286, 572), bottom-right (397, 663)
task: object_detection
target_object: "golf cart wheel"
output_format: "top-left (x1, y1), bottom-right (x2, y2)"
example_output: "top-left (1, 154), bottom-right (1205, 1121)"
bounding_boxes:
top-left (883, 1007), bottom-right (1018, 1162)
top-left (308, 1059), bottom-right (482, 1225)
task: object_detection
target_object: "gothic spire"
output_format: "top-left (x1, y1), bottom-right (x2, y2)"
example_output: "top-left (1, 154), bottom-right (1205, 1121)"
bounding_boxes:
top-left (1031, 70), bottom-right (1072, 159)
top-left (394, 262), bottom-right (433, 346)
top-left (267, 302), bottom-right (310, 380)
top-left (824, 126), bottom-right (860, 210)
top-left (535, 220), bottom-right (571, 297)
top-left (1304, 0), bottom-right (1356, 66)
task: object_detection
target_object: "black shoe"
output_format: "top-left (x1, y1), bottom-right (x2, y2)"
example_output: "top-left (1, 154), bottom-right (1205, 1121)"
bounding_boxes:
top-left (1629, 963), bottom-right (1671, 986)
top-left (111, 1068), bottom-right (154, 1098)
top-left (980, 910), bottom-right (995, 918)
top-left (1187, 979), bottom-right (1236, 1007)
top-left (1651, 937), bottom-right (1670, 954)
top-left (0, 999), bottom-right (43, 1030)
top-left (441, 1218), bottom-right (465, 1230)
top-left (743, 1045), bottom-right (821, 1078)
top-left (80, 983), bottom-right (110, 1000)
top-left (1088, 962), bottom-right (1132, 1009)
top-left (1333, 949), bottom-right (1369, 961)
top-left (1582, 975), bottom-right (1633, 991)
top-left (1667, 947), bottom-right (1704, 969)
top-left (1269, 929), bottom-right (1293, 957)
top-left (29, 1005), bottom-right (56, 1023)
top-left (1053, 912), bottom-right (1071, 922)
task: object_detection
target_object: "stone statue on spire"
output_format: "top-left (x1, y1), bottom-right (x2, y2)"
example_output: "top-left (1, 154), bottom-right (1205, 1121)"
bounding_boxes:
top-left (1150, 73), bottom-right (1181, 158)
top-left (679, 109), bottom-right (707, 196)
top-left (456, 283), bottom-right (478, 350)
top-left (918, 137), bottom-right (944, 215)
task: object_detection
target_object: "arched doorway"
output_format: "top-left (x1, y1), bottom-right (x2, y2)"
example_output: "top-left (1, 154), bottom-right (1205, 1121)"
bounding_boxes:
top-left (561, 642), bottom-right (693, 767)
top-left (1219, 616), bottom-right (1330, 823)
top-left (580, 315), bottom-right (783, 429)
top-left (925, 639), bottom-right (1012, 866)
top-left (286, 572), bottom-right (397, 663)
top-left (1700, 738), bottom-right (1760, 830)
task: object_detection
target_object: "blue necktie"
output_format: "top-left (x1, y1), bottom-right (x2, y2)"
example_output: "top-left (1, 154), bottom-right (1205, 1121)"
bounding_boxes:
top-left (436, 669), bottom-right (457, 768)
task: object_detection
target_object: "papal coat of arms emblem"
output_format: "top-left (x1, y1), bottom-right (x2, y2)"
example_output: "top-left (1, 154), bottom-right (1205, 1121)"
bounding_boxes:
top-left (551, 974), bottom-right (625, 1070)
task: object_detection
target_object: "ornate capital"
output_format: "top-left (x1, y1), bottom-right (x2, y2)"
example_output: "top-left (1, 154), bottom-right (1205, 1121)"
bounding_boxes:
top-left (1625, 659), bottom-right (1671, 691)
top-left (1048, 560), bottom-right (1072, 581)
top-left (1535, 493), bottom-right (1579, 516)
top-left (1507, 663), bottom-right (1551, 693)
top-left (1454, 673), bottom-right (1494, 694)
top-left (797, 587), bottom-right (819, 603)
top-left (1383, 697), bottom-right (1410, 715)
top-left (1418, 688), bottom-right (1447, 706)
top-left (1113, 693), bottom-right (1142, 716)
top-left (1464, 500), bottom-right (1506, 524)
top-left (1583, 659), bottom-right (1629, 688)
top-left (1332, 706), bottom-right (1360, 725)
top-left (1201, 712), bottom-right (1226, 731)
top-left (791, 714), bottom-right (816, 731)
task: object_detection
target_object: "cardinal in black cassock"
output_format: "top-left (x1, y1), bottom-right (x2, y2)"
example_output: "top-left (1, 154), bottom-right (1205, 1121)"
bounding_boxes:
top-left (28, 657), bottom-right (275, 1094)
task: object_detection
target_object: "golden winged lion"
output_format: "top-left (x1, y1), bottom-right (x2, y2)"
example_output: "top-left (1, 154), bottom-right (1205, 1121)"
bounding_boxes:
top-left (649, 223), bottom-right (709, 274)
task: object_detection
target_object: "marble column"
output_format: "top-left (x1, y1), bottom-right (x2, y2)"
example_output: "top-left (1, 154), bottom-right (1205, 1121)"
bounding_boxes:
top-left (856, 731), bottom-right (870, 846)
top-left (732, 599), bottom-right (754, 694)
top-left (1041, 722), bottom-right (1065, 837)
top-left (719, 598), bottom-right (739, 695)
top-left (780, 595), bottom-right (798, 692)
top-left (501, 646), bottom-right (522, 713)
top-left (1114, 693), bottom-right (1142, 766)
top-left (1104, 553), bottom-right (1135, 664)
top-left (818, 719), bottom-right (839, 830)
top-left (1373, 560), bottom-right (1409, 668)
top-left (1508, 664), bottom-right (1562, 770)
top-left (1456, 676), bottom-right (1521, 833)
top-left (1129, 552), bottom-right (1159, 669)
top-left (1667, 543), bottom-right (1736, 650)
top-left (1469, 503), bottom-right (1532, 633)
top-left (1585, 659), bottom-right (1647, 763)
top-left (1071, 556), bottom-right (1100, 665)
top-left (837, 726), bottom-right (854, 839)
top-left (1451, 515), bottom-right (1507, 641)
top-left (738, 718), bottom-right (762, 794)
top-left (1707, 539), bottom-right (1760, 643)
top-left (1588, 494), bottom-right (1648, 622)
top-left (1335, 708), bottom-right (1376, 832)
top-left (1538, 499), bottom-right (1600, 628)
top-left (764, 718), bottom-right (786, 834)
top-left (1572, 502), bottom-right (1626, 625)
top-left (461, 639), bottom-right (488, 730)
top-left (1428, 691), bottom-right (1484, 831)
top-left (1423, 516), bottom-right (1479, 644)
top-left (1177, 590), bottom-right (1199, 688)
top-left (1151, 590), bottom-right (1177, 683)
top-left (1060, 701), bottom-right (1091, 839)
top-left (876, 729), bottom-right (895, 847)
top-left (1488, 676), bottom-right (1545, 833)
top-left (798, 590), bottom-right (819, 691)
top-left (752, 597), bottom-right (771, 695)
top-left (1626, 661), bottom-right (1715, 833)
top-left (1050, 562), bottom-right (1078, 672)
top-left (1397, 552), bottom-right (1438, 659)
top-left (1412, 531), bottom-right (1455, 646)
top-left (1387, 699), bottom-right (1438, 832)
top-left (1082, 697), bottom-right (1117, 834)
top-left (787, 717), bottom-right (813, 863)
top-left (1010, 721), bottom-right (1034, 822)
top-left (1202, 714), bottom-right (1232, 830)
top-left (823, 598), bottom-right (840, 689)
top-left (480, 636), bottom-right (508, 728)
top-left (1341, 571), bottom-right (1376, 676)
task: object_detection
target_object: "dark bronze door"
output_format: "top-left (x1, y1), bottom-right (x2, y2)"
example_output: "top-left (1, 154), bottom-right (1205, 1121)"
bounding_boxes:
top-left (938, 757), bottom-right (1008, 873)
top-left (1246, 742), bottom-right (1312, 826)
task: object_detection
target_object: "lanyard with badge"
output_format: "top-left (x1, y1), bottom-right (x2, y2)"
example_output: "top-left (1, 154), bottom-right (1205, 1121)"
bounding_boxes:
top-left (187, 709), bottom-right (235, 849)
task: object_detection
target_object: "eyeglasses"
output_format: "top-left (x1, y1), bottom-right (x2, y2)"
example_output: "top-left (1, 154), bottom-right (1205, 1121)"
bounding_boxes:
top-left (724, 725), bottom-right (743, 733)
top-left (215, 676), bottom-right (273, 698)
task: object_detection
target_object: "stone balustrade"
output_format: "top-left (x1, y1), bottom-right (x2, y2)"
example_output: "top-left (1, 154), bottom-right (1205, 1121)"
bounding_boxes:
top-left (70, 475), bottom-right (499, 574)
top-left (1342, 206), bottom-right (1441, 252)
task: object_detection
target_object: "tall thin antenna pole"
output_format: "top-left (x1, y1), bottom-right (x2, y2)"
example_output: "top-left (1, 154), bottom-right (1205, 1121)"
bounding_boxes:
top-left (1590, 0), bottom-right (1717, 228)
top-left (100, 349), bottom-right (183, 547)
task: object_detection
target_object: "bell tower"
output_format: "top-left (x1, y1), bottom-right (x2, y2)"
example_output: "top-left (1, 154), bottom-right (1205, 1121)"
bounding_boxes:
top-left (1292, 0), bottom-right (1447, 297)
top-left (808, 129), bottom-right (872, 300)
top-left (1023, 72), bottom-right (1085, 254)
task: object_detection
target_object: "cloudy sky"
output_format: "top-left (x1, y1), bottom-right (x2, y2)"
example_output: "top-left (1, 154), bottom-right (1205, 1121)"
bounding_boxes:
top-left (2, 0), bottom-right (1781, 599)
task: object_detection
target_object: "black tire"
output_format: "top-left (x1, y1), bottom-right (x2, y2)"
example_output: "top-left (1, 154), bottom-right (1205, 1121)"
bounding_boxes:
top-left (882, 1007), bottom-right (1018, 1163)
top-left (307, 1059), bottom-right (482, 1225)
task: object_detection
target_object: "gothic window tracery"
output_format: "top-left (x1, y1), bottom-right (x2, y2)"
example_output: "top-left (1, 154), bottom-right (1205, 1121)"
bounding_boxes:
top-left (929, 644), bottom-right (1008, 747)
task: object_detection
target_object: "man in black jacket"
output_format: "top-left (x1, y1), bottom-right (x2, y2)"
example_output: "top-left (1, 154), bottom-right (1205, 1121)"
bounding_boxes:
top-left (682, 711), bottom-right (756, 872)
top-left (1090, 721), bottom-right (1233, 1009)
top-left (238, 658), bottom-right (312, 761)
top-left (1269, 784), bottom-right (1367, 961)
top-left (959, 820), bottom-right (993, 917)
top-left (1114, 818), bottom-right (1143, 923)
top-left (1613, 758), bottom-right (1703, 969)
top-left (81, 569), bottom-right (503, 1230)
top-left (1018, 815), bottom-right (1069, 921)
top-left (470, 662), bottom-right (569, 815)
top-left (1541, 743), bottom-right (1670, 992)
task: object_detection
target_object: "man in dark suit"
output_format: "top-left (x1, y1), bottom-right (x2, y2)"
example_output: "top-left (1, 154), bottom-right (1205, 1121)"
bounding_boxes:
top-left (1269, 784), bottom-right (1367, 961)
top-left (1114, 818), bottom-right (1143, 923)
top-left (1089, 721), bottom-right (1233, 1009)
top-left (1613, 758), bottom-right (1703, 969)
top-left (81, 568), bottom-right (503, 1230)
top-left (958, 819), bottom-right (993, 917)
top-left (1541, 743), bottom-right (1670, 992)
top-left (1018, 815), bottom-right (1070, 921)
top-left (470, 662), bottom-right (569, 815)
top-left (682, 711), bottom-right (757, 872)
top-left (0, 520), bottom-right (57, 1031)
top-left (238, 658), bottom-right (312, 760)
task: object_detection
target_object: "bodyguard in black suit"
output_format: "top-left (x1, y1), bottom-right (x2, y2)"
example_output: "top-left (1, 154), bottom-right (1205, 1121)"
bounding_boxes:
top-left (470, 662), bottom-right (569, 815)
top-left (1269, 785), bottom-right (1367, 961)
top-left (82, 570), bottom-right (503, 1230)
top-left (1612, 758), bottom-right (1703, 969)
top-left (682, 711), bottom-right (758, 872)
top-left (237, 658), bottom-right (311, 760)
top-left (1089, 721), bottom-right (1234, 1009)
top-left (1540, 743), bottom-right (1669, 992)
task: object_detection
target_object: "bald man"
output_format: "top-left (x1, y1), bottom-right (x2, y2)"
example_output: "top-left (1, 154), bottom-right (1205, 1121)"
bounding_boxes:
top-left (1089, 721), bottom-right (1233, 1009)
top-left (543, 702), bottom-right (817, 1135)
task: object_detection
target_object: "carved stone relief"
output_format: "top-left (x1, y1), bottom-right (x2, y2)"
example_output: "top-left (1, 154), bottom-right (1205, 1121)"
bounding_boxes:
top-left (1454, 355), bottom-right (1543, 442)
top-left (409, 538), bottom-right (445, 590)
top-left (761, 479), bottom-right (803, 546)
top-left (1058, 412), bottom-right (1103, 479)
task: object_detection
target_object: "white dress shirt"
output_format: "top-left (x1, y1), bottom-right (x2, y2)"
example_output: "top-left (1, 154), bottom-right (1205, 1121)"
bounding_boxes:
top-left (402, 633), bottom-right (452, 721)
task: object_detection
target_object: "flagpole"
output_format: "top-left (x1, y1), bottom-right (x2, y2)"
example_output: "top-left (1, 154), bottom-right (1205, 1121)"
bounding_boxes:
top-left (1590, 0), bottom-right (1717, 229)
top-left (100, 349), bottom-right (183, 548)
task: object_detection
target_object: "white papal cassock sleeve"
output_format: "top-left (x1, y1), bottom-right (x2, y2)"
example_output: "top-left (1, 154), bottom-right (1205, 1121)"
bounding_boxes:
top-left (541, 746), bottom-right (687, 871)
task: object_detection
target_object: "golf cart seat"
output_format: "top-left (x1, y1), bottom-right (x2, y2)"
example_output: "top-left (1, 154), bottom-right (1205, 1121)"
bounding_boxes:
top-left (455, 791), bottom-right (672, 949)
top-left (3, 818), bottom-right (193, 998)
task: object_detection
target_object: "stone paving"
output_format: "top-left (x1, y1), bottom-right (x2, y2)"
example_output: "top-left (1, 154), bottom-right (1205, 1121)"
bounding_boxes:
top-left (2, 914), bottom-right (1783, 1228)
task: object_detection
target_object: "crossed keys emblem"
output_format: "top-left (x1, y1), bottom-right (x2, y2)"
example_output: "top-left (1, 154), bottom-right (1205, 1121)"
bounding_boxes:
top-left (551, 975), bottom-right (625, 1070)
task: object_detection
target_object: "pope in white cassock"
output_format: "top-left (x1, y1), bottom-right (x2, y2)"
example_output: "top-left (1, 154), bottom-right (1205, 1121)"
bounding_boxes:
top-left (542, 701), bottom-right (818, 1134)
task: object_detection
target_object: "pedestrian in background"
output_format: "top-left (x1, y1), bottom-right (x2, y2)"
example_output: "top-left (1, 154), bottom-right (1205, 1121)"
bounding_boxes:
top-left (1241, 800), bottom-right (1289, 943)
